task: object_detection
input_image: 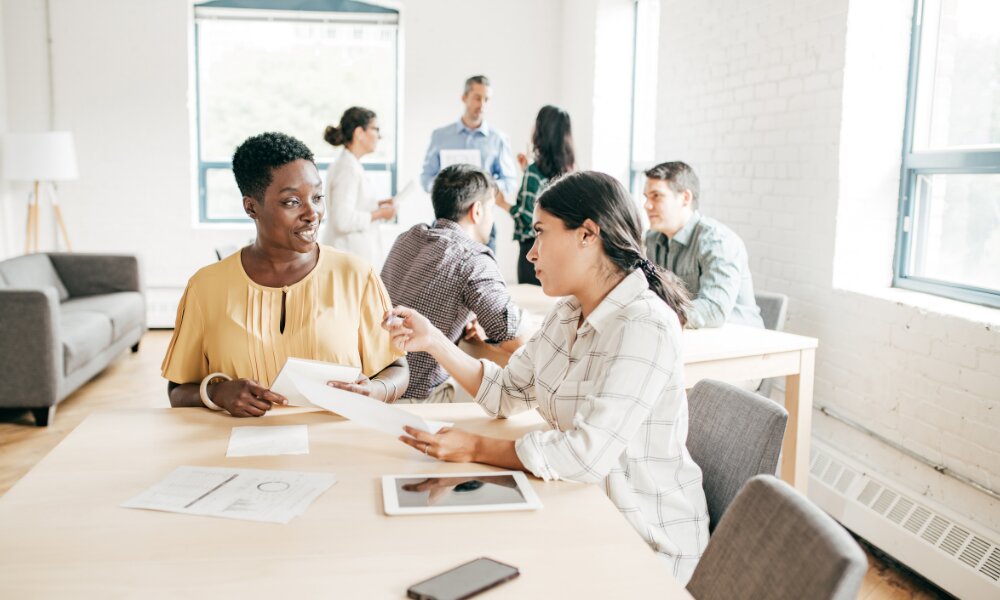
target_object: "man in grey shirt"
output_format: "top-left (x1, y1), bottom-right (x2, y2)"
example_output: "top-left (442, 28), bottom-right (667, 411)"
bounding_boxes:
top-left (642, 161), bottom-right (764, 329)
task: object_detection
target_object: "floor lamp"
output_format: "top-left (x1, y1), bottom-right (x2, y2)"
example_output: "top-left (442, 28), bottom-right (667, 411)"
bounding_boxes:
top-left (1, 132), bottom-right (79, 253)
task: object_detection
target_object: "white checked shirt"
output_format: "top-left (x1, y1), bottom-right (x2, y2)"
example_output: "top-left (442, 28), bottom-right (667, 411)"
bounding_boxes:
top-left (474, 269), bottom-right (709, 583)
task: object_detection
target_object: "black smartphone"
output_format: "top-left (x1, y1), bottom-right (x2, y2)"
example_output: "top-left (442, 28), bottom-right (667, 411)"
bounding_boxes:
top-left (406, 557), bottom-right (519, 600)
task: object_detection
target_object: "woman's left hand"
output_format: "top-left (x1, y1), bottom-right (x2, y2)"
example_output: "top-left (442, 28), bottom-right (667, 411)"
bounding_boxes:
top-left (327, 374), bottom-right (374, 397)
top-left (400, 425), bottom-right (480, 462)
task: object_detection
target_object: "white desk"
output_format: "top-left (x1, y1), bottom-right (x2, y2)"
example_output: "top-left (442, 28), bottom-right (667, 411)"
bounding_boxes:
top-left (502, 284), bottom-right (818, 492)
top-left (0, 406), bottom-right (691, 598)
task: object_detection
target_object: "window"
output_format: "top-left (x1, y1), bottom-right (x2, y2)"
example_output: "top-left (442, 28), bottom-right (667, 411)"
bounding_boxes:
top-left (193, 1), bottom-right (399, 223)
top-left (895, 0), bottom-right (1000, 307)
top-left (628, 0), bottom-right (661, 196)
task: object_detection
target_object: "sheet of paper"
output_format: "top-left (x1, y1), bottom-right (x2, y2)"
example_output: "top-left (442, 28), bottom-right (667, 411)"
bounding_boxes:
top-left (270, 358), bottom-right (361, 407)
top-left (122, 466), bottom-right (337, 524)
top-left (393, 179), bottom-right (421, 203)
top-left (292, 376), bottom-right (449, 436)
top-left (439, 148), bottom-right (482, 169)
top-left (226, 425), bottom-right (309, 458)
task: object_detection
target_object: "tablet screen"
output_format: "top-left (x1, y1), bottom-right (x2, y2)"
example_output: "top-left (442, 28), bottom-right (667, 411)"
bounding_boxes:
top-left (395, 474), bottom-right (524, 508)
top-left (382, 471), bottom-right (542, 515)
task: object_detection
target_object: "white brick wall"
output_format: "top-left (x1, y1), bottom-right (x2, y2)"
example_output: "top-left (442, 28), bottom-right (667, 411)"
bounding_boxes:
top-left (656, 0), bottom-right (1000, 529)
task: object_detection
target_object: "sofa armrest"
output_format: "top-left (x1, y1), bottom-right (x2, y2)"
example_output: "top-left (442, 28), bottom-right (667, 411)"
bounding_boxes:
top-left (48, 253), bottom-right (141, 297)
top-left (0, 288), bottom-right (61, 408)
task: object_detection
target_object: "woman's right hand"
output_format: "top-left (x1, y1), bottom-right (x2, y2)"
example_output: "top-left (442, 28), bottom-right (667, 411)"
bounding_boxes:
top-left (516, 152), bottom-right (528, 170)
top-left (383, 306), bottom-right (438, 353)
top-left (209, 378), bottom-right (287, 417)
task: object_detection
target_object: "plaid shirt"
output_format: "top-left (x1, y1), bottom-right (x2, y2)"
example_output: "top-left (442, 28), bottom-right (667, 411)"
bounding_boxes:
top-left (474, 269), bottom-right (709, 583)
top-left (644, 212), bottom-right (764, 329)
top-left (381, 219), bottom-right (522, 399)
top-left (510, 163), bottom-right (547, 242)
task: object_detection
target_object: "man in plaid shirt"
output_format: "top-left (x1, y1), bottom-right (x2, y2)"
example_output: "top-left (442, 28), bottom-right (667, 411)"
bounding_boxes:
top-left (381, 165), bottom-right (525, 401)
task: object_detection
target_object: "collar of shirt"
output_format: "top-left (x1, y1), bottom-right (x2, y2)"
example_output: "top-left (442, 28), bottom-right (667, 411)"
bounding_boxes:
top-left (455, 119), bottom-right (491, 137)
top-left (555, 269), bottom-right (650, 335)
top-left (671, 211), bottom-right (703, 247)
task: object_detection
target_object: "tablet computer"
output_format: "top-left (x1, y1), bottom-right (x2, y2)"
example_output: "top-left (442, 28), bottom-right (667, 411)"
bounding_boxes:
top-left (382, 471), bottom-right (543, 516)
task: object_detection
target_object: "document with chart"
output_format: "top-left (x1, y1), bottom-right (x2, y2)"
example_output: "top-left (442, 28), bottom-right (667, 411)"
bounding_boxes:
top-left (122, 466), bottom-right (337, 524)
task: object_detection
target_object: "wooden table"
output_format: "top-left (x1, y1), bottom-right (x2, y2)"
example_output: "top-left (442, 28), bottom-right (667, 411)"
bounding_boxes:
top-left (500, 284), bottom-right (817, 492)
top-left (0, 405), bottom-right (691, 599)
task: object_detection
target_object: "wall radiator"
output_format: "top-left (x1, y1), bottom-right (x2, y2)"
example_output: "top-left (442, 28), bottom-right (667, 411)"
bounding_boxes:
top-left (809, 439), bottom-right (1000, 599)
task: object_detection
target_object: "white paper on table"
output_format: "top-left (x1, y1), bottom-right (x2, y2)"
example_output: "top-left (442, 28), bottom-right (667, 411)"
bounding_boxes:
top-left (226, 425), bottom-right (309, 457)
top-left (292, 376), bottom-right (450, 436)
top-left (393, 179), bottom-right (421, 203)
top-left (270, 357), bottom-right (360, 407)
top-left (122, 466), bottom-right (337, 524)
top-left (439, 149), bottom-right (482, 169)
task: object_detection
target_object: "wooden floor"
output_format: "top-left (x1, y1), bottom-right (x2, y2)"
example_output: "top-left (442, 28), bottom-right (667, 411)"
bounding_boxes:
top-left (0, 331), bottom-right (951, 599)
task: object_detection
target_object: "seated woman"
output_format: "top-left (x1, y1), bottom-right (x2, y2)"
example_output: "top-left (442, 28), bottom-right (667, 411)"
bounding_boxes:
top-left (385, 171), bottom-right (709, 582)
top-left (163, 132), bottom-right (408, 416)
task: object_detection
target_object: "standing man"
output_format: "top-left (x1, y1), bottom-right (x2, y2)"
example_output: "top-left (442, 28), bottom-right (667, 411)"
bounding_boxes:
top-left (421, 75), bottom-right (519, 252)
top-left (643, 161), bottom-right (764, 329)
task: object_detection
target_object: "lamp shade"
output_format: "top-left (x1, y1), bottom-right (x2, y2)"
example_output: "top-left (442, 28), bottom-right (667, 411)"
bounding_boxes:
top-left (1, 131), bottom-right (79, 182)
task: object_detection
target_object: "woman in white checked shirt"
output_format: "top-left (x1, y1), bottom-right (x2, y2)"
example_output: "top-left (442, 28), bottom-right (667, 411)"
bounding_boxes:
top-left (386, 171), bottom-right (709, 583)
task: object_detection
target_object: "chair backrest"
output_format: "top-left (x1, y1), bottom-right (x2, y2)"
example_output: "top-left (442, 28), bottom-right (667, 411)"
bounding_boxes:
top-left (755, 290), bottom-right (788, 331)
top-left (753, 291), bottom-right (789, 398)
top-left (686, 379), bottom-right (787, 532)
top-left (687, 475), bottom-right (868, 600)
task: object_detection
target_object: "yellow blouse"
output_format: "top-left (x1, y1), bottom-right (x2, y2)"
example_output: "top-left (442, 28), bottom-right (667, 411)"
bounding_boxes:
top-left (161, 245), bottom-right (403, 387)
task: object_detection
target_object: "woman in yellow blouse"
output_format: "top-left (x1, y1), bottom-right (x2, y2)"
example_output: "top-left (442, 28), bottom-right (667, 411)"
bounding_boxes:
top-left (162, 132), bottom-right (408, 417)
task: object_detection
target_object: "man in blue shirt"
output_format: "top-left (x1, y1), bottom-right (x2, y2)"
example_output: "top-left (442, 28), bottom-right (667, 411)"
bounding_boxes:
top-left (421, 75), bottom-right (519, 251)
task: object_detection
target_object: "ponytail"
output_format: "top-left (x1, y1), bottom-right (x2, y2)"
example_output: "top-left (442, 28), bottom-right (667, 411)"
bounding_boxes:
top-left (636, 258), bottom-right (691, 328)
top-left (324, 125), bottom-right (346, 147)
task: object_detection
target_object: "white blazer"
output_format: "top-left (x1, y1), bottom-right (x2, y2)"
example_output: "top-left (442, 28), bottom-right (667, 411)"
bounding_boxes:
top-left (321, 151), bottom-right (379, 264)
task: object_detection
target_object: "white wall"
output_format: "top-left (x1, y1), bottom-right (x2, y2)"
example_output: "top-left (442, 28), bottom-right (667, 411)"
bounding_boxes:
top-left (655, 0), bottom-right (1000, 531)
top-left (1, 0), bottom-right (569, 291)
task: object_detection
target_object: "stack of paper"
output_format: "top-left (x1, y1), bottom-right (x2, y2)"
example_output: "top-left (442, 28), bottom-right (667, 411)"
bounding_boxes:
top-left (226, 425), bottom-right (309, 457)
top-left (122, 466), bottom-right (337, 524)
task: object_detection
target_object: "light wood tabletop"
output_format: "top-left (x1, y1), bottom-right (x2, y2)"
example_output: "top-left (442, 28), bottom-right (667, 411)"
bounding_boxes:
top-left (0, 404), bottom-right (692, 599)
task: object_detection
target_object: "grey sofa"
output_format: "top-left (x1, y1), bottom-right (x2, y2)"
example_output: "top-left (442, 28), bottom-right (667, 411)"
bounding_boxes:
top-left (0, 253), bottom-right (145, 426)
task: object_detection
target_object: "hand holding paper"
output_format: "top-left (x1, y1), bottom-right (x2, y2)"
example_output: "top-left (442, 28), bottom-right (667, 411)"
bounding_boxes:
top-left (292, 375), bottom-right (449, 436)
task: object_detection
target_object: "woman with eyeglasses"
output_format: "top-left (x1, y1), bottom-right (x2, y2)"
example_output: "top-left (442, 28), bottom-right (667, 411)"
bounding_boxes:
top-left (321, 106), bottom-right (396, 265)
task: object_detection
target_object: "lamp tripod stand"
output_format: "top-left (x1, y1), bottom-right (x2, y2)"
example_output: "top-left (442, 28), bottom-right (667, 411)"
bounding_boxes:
top-left (24, 180), bottom-right (72, 254)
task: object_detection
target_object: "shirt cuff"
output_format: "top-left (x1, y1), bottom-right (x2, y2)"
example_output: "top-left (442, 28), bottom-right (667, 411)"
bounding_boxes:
top-left (515, 433), bottom-right (559, 481)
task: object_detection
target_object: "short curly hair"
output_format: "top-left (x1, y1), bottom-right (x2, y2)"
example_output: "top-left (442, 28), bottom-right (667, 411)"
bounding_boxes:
top-left (232, 132), bottom-right (315, 201)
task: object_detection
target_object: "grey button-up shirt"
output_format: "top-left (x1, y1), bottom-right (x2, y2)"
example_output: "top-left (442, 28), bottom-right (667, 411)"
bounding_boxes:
top-left (644, 212), bottom-right (764, 329)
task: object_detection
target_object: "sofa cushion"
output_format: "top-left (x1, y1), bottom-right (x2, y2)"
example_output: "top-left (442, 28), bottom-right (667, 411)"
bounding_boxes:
top-left (61, 311), bottom-right (113, 375)
top-left (0, 254), bottom-right (70, 301)
top-left (61, 292), bottom-right (144, 342)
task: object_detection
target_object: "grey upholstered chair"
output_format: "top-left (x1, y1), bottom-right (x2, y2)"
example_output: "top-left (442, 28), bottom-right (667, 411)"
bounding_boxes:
top-left (687, 475), bottom-right (868, 600)
top-left (754, 290), bottom-right (789, 398)
top-left (687, 379), bottom-right (788, 531)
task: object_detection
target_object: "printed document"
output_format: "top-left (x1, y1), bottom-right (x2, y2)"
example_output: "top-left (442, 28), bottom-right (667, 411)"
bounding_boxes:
top-left (122, 466), bottom-right (337, 524)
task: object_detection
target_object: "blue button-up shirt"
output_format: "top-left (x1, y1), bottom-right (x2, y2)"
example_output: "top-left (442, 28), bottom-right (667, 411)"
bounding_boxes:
top-left (420, 120), bottom-right (519, 196)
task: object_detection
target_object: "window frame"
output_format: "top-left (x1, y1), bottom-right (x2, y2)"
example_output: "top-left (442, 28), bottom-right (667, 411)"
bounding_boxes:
top-left (192, 3), bottom-right (400, 224)
top-left (893, 0), bottom-right (1000, 308)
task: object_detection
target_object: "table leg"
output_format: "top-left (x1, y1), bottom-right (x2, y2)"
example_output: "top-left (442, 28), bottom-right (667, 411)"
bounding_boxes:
top-left (781, 348), bottom-right (815, 493)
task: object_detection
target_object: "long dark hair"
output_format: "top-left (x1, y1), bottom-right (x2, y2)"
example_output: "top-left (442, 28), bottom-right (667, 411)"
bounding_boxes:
top-left (532, 105), bottom-right (574, 179)
top-left (324, 106), bottom-right (376, 147)
top-left (536, 171), bottom-right (690, 326)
